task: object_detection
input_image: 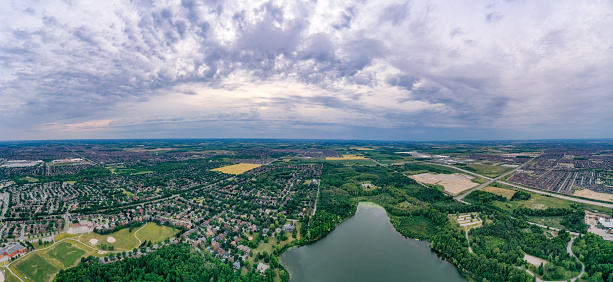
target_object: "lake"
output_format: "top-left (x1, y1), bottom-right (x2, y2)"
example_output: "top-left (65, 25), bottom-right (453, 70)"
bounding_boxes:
top-left (281, 202), bottom-right (466, 282)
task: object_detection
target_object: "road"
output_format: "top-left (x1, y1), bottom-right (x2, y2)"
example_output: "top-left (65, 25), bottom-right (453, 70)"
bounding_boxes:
top-left (567, 237), bottom-right (585, 282)
top-left (422, 161), bottom-right (613, 209)
top-left (312, 179), bottom-right (321, 216)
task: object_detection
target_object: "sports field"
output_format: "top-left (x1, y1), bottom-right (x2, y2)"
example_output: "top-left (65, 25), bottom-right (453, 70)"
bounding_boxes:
top-left (135, 223), bottom-right (180, 244)
top-left (80, 228), bottom-right (140, 251)
top-left (10, 239), bottom-right (95, 281)
top-left (211, 163), bottom-right (262, 174)
top-left (47, 242), bottom-right (86, 267)
top-left (12, 253), bottom-right (59, 282)
top-left (326, 155), bottom-right (367, 160)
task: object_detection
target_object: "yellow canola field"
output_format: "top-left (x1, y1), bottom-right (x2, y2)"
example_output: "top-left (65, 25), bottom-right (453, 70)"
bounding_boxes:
top-left (211, 164), bottom-right (262, 174)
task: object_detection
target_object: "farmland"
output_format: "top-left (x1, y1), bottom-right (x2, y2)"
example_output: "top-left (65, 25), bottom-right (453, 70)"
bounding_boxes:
top-left (211, 163), bottom-right (262, 174)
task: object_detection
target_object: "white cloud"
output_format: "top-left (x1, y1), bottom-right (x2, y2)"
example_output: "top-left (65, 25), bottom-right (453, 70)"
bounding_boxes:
top-left (0, 0), bottom-right (612, 140)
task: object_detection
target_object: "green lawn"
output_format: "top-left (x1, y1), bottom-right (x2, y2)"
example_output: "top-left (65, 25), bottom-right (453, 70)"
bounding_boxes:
top-left (3, 271), bottom-right (22, 282)
top-left (19, 176), bottom-right (39, 183)
top-left (122, 188), bottom-right (136, 198)
top-left (247, 238), bottom-right (276, 264)
top-left (135, 222), bottom-right (179, 244)
top-left (80, 228), bottom-right (140, 251)
top-left (12, 253), bottom-right (59, 282)
top-left (47, 242), bottom-right (86, 267)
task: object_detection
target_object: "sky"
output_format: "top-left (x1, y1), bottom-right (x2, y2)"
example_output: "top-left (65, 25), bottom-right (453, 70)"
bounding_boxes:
top-left (1, 0), bottom-right (612, 141)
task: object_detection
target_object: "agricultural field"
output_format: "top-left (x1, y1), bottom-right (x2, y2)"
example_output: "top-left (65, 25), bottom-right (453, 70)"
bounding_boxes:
top-left (211, 163), bottom-right (262, 174)
top-left (482, 186), bottom-right (516, 199)
top-left (326, 154), bottom-right (367, 160)
top-left (409, 173), bottom-right (478, 196)
top-left (457, 163), bottom-right (514, 178)
top-left (134, 223), bottom-right (179, 244)
top-left (573, 188), bottom-right (613, 202)
top-left (489, 189), bottom-right (612, 214)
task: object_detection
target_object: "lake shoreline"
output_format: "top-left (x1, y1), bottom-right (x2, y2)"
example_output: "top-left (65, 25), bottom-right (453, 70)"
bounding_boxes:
top-left (281, 202), bottom-right (466, 281)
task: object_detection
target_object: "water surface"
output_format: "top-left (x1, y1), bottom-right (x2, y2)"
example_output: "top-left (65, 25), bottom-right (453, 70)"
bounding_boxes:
top-left (281, 202), bottom-right (466, 282)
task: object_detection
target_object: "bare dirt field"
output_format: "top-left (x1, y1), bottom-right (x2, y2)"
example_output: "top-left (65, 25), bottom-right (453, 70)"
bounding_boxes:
top-left (88, 239), bottom-right (98, 245)
top-left (524, 253), bottom-right (548, 266)
top-left (410, 173), bottom-right (478, 196)
top-left (573, 189), bottom-right (613, 202)
top-left (107, 236), bottom-right (116, 243)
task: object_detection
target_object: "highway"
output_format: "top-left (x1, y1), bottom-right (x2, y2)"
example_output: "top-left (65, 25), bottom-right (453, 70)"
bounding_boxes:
top-left (419, 161), bottom-right (613, 209)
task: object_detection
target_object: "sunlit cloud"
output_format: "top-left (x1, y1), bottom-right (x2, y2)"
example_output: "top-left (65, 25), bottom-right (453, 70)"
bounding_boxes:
top-left (0, 0), bottom-right (612, 140)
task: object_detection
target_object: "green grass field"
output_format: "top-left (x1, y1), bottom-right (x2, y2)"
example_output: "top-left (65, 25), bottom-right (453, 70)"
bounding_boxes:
top-left (3, 271), bottom-right (22, 282)
top-left (122, 188), bottom-right (136, 198)
top-left (19, 176), bottom-right (39, 183)
top-left (135, 223), bottom-right (179, 244)
top-left (12, 253), bottom-right (59, 282)
top-left (247, 237), bottom-right (276, 264)
top-left (80, 228), bottom-right (140, 251)
top-left (460, 163), bottom-right (514, 178)
top-left (47, 242), bottom-right (86, 267)
top-left (485, 186), bottom-right (612, 214)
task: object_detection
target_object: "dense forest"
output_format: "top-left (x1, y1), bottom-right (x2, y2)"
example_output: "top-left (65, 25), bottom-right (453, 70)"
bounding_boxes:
top-left (306, 164), bottom-right (535, 281)
top-left (54, 244), bottom-right (276, 282)
top-left (573, 233), bottom-right (613, 281)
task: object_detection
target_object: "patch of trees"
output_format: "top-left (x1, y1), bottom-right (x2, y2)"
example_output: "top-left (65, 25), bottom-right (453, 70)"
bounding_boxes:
top-left (511, 191), bottom-right (531, 201)
top-left (54, 244), bottom-right (273, 282)
top-left (465, 190), bottom-right (507, 204)
top-left (469, 216), bottom-right (581, 280)
top-left (512, 207), bottom-right (587, 233)
top-left (573, 233), bottom-right (613, 281)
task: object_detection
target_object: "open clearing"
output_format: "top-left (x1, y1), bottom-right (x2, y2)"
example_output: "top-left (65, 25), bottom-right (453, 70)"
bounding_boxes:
top-left (573, 189), bottom-right (613, 202)
top-left (212, 163), bottom-right (262, 174)
top-left (19, 176), bottom-right (39, 183)
top-left (326, 154), bottom-right (367, 160)
top-left (135, 223), bottom-right (179, 244)
top-left (410, 173), bottom-right (478, 196)
top-left (523, 253), bottom-right (548, 266)
top-left (122, 188), bottom-right (136, 198)
top-left (80, 228), bottom-right (140, 251)
top-left (350, 147), bottom-right (374, 151)
top-left (47, 242), bottom-right (86, 268)
top-left (482, 186), bottom-right (516, 199)
top-left (12, 253), bottom-right (59, 282)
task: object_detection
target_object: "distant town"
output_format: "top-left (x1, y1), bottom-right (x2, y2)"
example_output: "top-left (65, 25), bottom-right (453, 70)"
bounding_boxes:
top-left (1, 139), bottom-right (613, 281)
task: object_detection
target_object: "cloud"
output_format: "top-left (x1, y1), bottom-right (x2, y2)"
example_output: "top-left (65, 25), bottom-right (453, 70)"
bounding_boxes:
top-left (0, 0), bottom-right (612, 140)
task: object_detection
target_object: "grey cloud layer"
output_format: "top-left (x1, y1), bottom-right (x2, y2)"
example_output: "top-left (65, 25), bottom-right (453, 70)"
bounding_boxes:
top-left (0, 0), bottom-right (612, 140)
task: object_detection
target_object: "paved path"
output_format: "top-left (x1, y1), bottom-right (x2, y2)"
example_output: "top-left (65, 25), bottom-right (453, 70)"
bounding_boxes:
top-left (133, 223), bottom-right (148, 246)
top-left (465, 230), bottom-right (473, 253)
